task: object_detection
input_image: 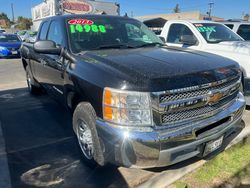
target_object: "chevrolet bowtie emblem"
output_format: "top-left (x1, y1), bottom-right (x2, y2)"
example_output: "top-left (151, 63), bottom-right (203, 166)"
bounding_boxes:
top-left (208, 92), bottom-right (224, 104)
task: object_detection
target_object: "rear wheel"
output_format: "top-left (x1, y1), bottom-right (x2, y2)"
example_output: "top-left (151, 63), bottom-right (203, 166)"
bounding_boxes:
top-left (26, 68), bottom-right (41, 94)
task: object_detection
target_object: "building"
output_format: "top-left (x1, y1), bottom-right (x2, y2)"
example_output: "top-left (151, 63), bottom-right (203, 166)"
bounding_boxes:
top-left (136, 11), bottom-right (224, 22)
top-left (31, 0), bottom-right (120, 30)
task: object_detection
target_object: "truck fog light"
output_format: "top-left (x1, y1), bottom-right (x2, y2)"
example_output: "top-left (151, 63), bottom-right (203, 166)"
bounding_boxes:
top-left (103, 88), bottom-right (152, 126)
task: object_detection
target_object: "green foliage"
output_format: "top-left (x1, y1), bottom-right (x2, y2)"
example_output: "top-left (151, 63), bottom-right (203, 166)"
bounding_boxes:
top-left (173, 4), bottom-right (180, 13)
top-left (16, 16), bottom-right (33, 30)
top-left (0, 12), bottom-right (11, 28)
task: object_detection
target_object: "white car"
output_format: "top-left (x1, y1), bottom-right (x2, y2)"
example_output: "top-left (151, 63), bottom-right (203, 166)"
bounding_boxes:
top-left (221, 21), bottom-right (250, 41)
top-left (160, 20), bottom-right (250, 105)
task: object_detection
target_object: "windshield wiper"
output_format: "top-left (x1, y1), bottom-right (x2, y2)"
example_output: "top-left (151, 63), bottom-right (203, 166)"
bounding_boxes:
top-left (93, 44), bottom-right (135, 50)
top-left (135, 42), bottom-right (166, 48)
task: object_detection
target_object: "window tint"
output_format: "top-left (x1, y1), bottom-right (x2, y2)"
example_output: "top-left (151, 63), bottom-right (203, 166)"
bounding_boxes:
top-left (39, 22), bottom-right (49, 40)
top-left (225, 24), bottom-right (234, 29)
top-left (237, 24), bottom-right (250, 40)
top-left (47, 21), bottom-right (63, 45)
top-left (167, 24), bottom-right (196, 44)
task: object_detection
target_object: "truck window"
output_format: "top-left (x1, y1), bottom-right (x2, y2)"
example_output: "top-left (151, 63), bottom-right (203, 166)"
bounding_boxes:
top-left (39, 22), bottom-right (49, 40)
top-left (225, 24), bottom-right (234, 30)
top-left (237, 24), bottom-right (250, 40)
top-left (47, 21), bottom-right (63, 45)
top-left (193, 23), bottom-right (242, 43)
top-left (67, 17), bottom-right (162, 53)
top-left (167, 24), bottom-right (196, 44)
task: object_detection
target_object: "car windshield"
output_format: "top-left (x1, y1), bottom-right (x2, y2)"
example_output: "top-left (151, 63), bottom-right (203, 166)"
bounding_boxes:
top-left (0, 35), bottom-right (20, 42)
top-left (67, 17), bottom-right (163, 53)
top-left (28, 31), bottom-right (37, 37)
top-left (17, 31), bottom-right (26, 36)
top-left (193, 23), bottom-right (243, 43)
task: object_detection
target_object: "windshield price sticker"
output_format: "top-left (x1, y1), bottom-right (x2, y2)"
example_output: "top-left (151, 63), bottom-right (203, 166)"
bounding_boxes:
top-left (196, 26), bottom-right (216, 33)
top-left (68, 19), bottom-right (94, 25)
top-left (70, 24), bottom-right (107, 33)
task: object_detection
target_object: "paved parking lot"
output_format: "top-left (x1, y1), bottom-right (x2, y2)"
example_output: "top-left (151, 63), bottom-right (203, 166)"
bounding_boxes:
top-left (0, 59), bottom-right (249, 188)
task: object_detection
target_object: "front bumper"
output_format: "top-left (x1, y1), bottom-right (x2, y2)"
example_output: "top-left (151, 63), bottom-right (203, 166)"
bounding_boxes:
top-left (0, 49), bottom-right (20, 58)
top-left (244, 77), bottom-right (250, 105)
top-left (96, 93), bottom-right (246, 168)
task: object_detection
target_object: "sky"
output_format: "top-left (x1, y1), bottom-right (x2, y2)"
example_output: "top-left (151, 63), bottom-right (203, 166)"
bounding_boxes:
top-left (0, 0), bottom-right (249, 20)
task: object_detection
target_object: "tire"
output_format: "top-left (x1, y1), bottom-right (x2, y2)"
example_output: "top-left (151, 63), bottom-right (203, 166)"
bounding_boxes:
top-left (73, 102), bottom-right (105, 168)
top-left (26, 68), bottom-right (41, 94)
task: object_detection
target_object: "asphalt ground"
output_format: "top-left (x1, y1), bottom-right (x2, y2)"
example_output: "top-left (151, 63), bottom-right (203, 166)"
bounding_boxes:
top-left (0, 58), bottom-right (249, 188)
top-left (0, 59), bottom-right (129, 188)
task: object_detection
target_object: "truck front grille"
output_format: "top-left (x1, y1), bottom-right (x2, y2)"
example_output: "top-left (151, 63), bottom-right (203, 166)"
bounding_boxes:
top-left (152, 75), bottom-right (241, 127)
top-left (161, 92), bottom-right (237, 126)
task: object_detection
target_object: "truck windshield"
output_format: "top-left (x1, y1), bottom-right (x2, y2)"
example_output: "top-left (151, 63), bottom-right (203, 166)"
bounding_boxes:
top-left (67, 17), bottom-right (163, 53)
top-left (193, 23), bottom-right (243, 43)
top-left (0, 35), bottom-right (20, 42)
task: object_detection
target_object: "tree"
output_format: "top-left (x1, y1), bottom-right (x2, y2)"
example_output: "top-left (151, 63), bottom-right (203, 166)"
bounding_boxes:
top-left (16, 16), bottom-right (33, 30)
top-left (0, 12), bottom-right (11, 28)
top-left (173, 4), bottom-right (180, 13)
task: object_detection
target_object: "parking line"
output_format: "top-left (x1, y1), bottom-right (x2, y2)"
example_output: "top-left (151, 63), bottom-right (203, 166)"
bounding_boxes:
top-left (0, 121), bottom-right (12, 188)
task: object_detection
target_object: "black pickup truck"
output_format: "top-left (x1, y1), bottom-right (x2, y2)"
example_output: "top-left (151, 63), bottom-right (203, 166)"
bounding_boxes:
top-left (20, 15), bottom-right (246, 168)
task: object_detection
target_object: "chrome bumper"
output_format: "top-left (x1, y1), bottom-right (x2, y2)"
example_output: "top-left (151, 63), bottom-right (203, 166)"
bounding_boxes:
top-left (244, 77), bottom-right (250, 105)
top-left (96, 93), bottom-right (246, 168)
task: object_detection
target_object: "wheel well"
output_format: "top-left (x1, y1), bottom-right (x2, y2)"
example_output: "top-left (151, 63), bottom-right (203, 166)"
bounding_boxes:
top-left (22, 58), bottom-right (28, 70)
top-left (67, 92), bottom-right (82, 111)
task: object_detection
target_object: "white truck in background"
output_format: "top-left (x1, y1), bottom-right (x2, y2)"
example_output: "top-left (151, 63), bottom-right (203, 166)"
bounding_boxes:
top-left (160, 20), bottom-right (250, 106)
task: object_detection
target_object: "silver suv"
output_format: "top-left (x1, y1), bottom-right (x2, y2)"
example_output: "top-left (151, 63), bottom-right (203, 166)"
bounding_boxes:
top-left (220, 21), bottom-right (250, 41)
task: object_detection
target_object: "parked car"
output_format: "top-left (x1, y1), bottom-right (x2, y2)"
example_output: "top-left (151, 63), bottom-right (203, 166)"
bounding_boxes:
top-left (23, 31), bottom-right (38, 43)
top-left (21, 15), bottom-right (245, 168)
top-left (0, 34), bottom-right (21, 58)
top-left (17, 30), bottom-right (27, 41)
top-left (221, 21), bottom-right (250, 41)
top-left (160, 20), bottom-right (250, 106)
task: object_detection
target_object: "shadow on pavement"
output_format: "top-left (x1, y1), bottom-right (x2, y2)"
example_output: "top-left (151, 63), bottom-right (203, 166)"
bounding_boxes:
top-left (0, 88), bottom-right (128, 188)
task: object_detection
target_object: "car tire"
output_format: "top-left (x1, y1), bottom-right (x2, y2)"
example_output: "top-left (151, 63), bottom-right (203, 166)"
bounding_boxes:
top-left (26, 68), bottom-right (41, 94)
top-left (73, 102), bottom-right (105, 168)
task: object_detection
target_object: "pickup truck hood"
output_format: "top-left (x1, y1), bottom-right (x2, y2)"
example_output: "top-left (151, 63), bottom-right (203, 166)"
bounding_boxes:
top-left (207, 41), bottom-right (250, 55)
top-left (204, 41), bottom-right (250, 76)
top-left (77, 47), bottom-right (239, 92)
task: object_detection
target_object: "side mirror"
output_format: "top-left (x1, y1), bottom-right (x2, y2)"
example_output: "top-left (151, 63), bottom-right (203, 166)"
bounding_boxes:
top-left (159, 36), bottom-right (166, 43)
top-left (34, 40), bottom-right (62, 55)
top-left (179, 35), bottom-right (197, 46)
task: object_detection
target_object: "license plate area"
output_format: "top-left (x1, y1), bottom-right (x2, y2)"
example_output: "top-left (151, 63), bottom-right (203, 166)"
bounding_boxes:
top-left (203, 136), bottom-right (224, 156)
top-left (11, 51), bottom-right (18, 55)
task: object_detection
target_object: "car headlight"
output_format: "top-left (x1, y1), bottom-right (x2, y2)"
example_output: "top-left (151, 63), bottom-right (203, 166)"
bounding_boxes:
top-left (103, 88), bottom-right (152, 126)
top-left (0, 46), bottom-right (7, 51)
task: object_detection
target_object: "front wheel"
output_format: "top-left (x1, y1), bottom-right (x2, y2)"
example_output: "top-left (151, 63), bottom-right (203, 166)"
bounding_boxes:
top-left (73, 102), bottom-right (105, 168)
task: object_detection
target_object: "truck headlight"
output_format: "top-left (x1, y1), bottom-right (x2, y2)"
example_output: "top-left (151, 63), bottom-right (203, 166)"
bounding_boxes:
top-left (103, 88), bottom-right (152, 126)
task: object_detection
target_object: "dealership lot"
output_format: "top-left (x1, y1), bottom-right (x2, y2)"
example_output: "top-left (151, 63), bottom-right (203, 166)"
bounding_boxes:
top-left (0, 59), bottom-right (249, 188)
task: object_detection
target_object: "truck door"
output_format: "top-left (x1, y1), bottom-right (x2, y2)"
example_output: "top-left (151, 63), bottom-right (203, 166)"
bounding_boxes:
top-left (41, 20), bottom-right (66, 101)
top-left (166, 23), bottom-right (198, 49)
top-left (33, 21), bottom-right (50, 83)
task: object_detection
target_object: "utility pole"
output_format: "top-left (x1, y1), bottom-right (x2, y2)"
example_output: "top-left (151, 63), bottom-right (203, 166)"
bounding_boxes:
top-left (11, 3), bottom-right (15, 22)
top-left (208, 2), bottom-right (214, 18)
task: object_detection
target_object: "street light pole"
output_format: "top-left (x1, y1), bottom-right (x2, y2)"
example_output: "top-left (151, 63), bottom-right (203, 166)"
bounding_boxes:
top-left (208, 2), bottom-right (214, 18)
top-left (11, 3), bottom-right (15, 22)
